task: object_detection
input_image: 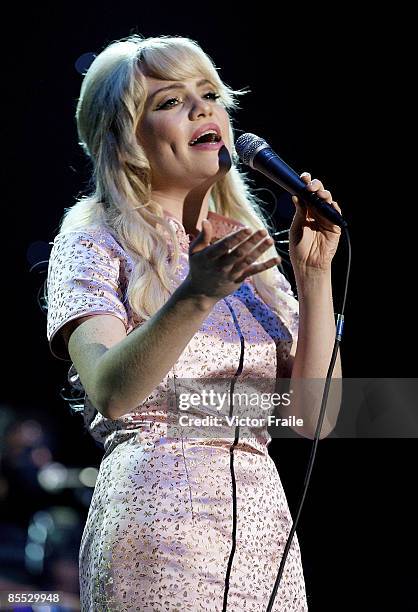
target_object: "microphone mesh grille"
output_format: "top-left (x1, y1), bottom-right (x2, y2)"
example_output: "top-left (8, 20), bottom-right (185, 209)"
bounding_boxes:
top-left (234, 133), bottom-right (267, 165)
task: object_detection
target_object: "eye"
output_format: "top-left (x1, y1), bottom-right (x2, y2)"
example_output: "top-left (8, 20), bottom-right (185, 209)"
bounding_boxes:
top-left (156, 91), bottom-right (221, 110)
top-left (204, 92), bottom-right (221, 101)
top-left (156, 97), bottom-right (180, 110)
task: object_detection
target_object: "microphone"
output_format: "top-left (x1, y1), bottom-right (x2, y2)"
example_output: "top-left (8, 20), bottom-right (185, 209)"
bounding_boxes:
top-left (235, 133), bottom-right (348, 228)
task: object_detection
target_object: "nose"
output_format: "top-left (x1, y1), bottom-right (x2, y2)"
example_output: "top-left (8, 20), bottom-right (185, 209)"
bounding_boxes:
top-left (189, 94), bottom-right (212, 120)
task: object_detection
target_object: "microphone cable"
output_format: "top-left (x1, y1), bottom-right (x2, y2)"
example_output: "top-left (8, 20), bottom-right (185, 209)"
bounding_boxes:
top-left (221, 296), bottom-right (245, 612)
top-left (266, 224), bottom-right (351, 611)
top-left (218, 224), bottom-right (351, 611)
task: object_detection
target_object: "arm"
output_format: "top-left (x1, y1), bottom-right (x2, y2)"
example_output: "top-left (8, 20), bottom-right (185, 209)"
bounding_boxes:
top-left (281, 269), bottom-right (342, 439)
top-left (277, 172), bottom-right (344, 439)
top-left (66, 224), bottom-right (278, 420)
top-left (68, 280), bottom-right (215, 420)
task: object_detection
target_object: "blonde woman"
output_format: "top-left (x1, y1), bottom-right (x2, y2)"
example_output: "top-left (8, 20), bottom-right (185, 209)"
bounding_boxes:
top-left (46, 34), bottom-right (342, 611)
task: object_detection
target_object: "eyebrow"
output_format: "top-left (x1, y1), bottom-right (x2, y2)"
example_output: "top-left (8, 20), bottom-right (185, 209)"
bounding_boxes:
top-left (148, 79), bottom-right (215, 105)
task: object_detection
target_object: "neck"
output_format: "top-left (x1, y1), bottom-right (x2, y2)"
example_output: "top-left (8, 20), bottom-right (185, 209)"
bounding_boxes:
top-left (151, 183), bottom-right (213, 236)
top-left (150, 146), bottom-right (232, 236)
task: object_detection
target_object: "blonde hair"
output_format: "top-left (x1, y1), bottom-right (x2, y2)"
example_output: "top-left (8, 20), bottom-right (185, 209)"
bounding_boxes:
top-left (55, 34), bottom-right (296, 324)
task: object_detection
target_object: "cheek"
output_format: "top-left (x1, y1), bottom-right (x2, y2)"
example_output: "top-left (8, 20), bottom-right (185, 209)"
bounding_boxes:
top-left (141, 120), bottom-right (183, 156)
top-left (219, 111), bottom-right (232, 143)
top-left (136, 122), bottom-right (154, 156)
top-left (158, 117), bottom-right (186, 148)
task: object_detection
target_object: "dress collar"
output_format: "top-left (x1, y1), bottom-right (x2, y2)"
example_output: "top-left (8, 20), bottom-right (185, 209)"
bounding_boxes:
top-left (162, 208), bottom-right (246, 248)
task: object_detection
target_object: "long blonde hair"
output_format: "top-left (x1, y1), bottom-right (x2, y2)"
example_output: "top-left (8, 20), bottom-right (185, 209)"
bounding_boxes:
top-left (56, 34), bottom-right (297, 324)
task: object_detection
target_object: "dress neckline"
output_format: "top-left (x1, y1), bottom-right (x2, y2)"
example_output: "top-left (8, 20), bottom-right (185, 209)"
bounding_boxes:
top-left (162, 208), bottom-right (246, 242)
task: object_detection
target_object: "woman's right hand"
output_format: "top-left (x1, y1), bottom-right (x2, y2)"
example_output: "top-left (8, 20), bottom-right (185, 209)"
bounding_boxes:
top-left (183, 219), bottom-right (280, 304)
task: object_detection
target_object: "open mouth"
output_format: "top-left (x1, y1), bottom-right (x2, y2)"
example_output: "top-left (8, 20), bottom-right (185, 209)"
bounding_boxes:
top-left (189, 131), bottom-right (222, 146)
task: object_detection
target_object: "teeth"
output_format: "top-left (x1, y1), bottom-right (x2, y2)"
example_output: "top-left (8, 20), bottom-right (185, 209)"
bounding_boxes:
top-left (189, 130), bottom-right (220, 145)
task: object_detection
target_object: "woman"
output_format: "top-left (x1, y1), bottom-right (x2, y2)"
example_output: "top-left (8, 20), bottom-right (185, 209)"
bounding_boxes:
top-left (46, 34), bottom-right (342, 611)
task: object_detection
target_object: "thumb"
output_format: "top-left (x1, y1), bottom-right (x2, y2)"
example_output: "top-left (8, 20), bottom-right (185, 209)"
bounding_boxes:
top-left (189, 219), bottom-right (213, 254)
top-left (292, 195), bottom-right (308, 221)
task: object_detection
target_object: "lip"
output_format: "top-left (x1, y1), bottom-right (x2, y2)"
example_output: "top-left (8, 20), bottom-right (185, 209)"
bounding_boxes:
top-left (189, 122), bottom-right (222, 146)
top-left (189, 139), bottom-right (225, 151)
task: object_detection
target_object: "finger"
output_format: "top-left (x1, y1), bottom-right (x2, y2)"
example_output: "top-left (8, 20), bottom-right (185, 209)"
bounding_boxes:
top-left (222, 229), bottom-right (271, 264)
top-left (306, 178), bottom-right (324, 193)
top-left (307, 197), bottom-right (343, 228)
top-left (292, 195), bottom-right (308, 219)
top-left (331, 200), bottom-right (342, 214)
top-left (233, 256), bottom-right (281, 283)
top-left (300, 172), bottom-right (311, 184)
top-left (315, 189), bottom-right (333, 204)
top-left (207, 227), bottom-right (264, 260)
top-left (201, 219), bottom-right (213, 245)
top-left (229, 235), bottom-right (274, 274)
top-left (190, 219), bottom-right (213, 252)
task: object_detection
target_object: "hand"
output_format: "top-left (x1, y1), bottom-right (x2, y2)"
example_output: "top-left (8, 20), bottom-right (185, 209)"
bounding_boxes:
top-left (289, 172), bottom-right (342, 273)
top-left (184, 220), bottom-right (280, 302)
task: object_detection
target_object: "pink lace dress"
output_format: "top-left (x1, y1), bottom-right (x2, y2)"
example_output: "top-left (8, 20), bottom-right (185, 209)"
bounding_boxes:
top-left (46, 210), bottom-right (308, 611)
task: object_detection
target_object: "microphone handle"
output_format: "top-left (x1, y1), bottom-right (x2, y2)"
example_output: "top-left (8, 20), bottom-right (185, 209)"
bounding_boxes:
top-left (252, 148), bottom-right (348, 229)
top-left (300, 187), bottom-right (348, 228)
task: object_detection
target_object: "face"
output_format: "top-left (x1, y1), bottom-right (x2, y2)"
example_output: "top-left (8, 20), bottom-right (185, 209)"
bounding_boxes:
top-left (136, 75), bottom-right (232, 191)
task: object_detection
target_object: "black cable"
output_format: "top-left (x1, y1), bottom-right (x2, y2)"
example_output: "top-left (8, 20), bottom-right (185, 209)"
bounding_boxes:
top-left (222, 297), bottom-right (245, 611)
top-left (266, 225), bottom-right (352, 611)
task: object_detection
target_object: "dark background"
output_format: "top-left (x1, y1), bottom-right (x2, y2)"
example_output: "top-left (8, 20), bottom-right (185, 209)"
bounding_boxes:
top-left (2, 3), bottom-right (416, 610)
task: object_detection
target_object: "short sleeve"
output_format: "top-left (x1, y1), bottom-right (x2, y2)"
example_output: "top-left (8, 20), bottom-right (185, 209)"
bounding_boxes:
top-left (46, 229), bottom-right (129, 360)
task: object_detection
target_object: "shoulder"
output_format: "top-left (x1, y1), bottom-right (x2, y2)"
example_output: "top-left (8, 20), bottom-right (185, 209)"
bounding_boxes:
top-left (46, 226), bottom-right (133, 360)
top-left (50, 226), bottom-right (128, 260)
top-left (48, 226), bottom-right (134, 281)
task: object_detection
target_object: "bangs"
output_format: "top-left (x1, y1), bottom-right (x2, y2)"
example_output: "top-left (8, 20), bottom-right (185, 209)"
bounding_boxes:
top-left (134, 38), bottom-right (243, 111)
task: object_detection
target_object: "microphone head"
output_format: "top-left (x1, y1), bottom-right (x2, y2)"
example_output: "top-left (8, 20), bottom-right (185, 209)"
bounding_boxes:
top-left (234, 133), bottom-right (268, 166)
